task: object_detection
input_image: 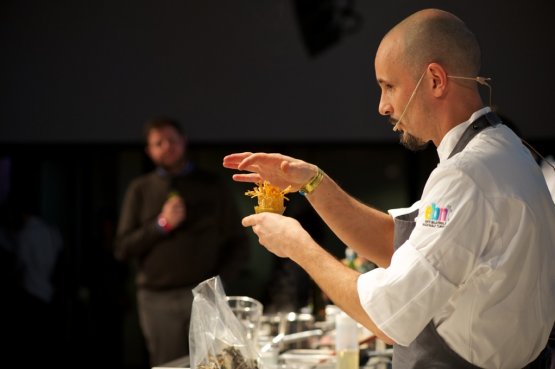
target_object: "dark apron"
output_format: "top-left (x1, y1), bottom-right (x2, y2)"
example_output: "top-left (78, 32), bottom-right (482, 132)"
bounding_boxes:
top-left (391, 112), bottom-right (551, 368)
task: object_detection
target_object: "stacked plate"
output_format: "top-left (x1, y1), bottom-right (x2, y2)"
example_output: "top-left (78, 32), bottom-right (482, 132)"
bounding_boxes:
top-left (279, 349), bottom-right (336, 369)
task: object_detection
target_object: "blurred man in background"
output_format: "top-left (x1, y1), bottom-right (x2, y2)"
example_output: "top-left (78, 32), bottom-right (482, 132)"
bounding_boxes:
top-left (115, 117), bottom-right (249, 367)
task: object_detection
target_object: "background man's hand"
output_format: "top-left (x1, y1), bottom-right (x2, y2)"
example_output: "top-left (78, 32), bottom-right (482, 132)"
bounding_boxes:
top-left (161, 194), bottom-right (186, 229)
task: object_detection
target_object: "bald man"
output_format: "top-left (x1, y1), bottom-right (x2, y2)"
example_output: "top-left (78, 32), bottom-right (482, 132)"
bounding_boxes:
top-left (223, 9), bottom-right (555, 369)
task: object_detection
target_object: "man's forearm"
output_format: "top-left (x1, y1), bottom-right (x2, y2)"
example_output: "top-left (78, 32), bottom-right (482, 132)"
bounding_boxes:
top-left (305, 174), bottom-right (395, 267)
top-left (291, 238), bottom-right (394, 344)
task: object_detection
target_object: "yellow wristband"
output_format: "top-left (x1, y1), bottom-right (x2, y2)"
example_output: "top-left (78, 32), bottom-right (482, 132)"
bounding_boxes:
top-left (299, 167), bottom-right (324, 196)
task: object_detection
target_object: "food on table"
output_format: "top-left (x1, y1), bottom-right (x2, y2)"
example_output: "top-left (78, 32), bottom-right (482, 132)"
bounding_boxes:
top-left (196, 346), bottom-right (258, 369)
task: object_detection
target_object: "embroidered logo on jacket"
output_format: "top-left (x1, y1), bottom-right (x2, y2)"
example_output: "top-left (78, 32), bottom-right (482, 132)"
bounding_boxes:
top-left (423, 203), bottom-right (451, 228)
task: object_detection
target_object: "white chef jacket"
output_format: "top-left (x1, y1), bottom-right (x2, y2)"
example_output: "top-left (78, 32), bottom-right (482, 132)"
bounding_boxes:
top-left (358, 108), bottom-right (555, 368)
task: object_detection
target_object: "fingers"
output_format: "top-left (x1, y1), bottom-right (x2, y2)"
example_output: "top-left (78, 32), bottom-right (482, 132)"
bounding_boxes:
top-left (232, 173), bottom-right (262, 183)
top-left (242, 212), bottom-right (282, 229)
top-left (223, 152), bottom-right (311, 189)
top-left (236, 152), bottom-right (272, 171)
top-left (161, 195), bottom-right (186, 227)
top-left (241, 213), bottom-right (297, 259)
top-left (223, 152), bottom-right (253, 169)
top-left (242, 214), bottom-right (256, 227)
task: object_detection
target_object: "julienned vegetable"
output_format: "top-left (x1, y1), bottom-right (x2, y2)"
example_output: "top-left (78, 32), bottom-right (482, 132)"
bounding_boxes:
top-left (245, 181), bottom-right (291, 214)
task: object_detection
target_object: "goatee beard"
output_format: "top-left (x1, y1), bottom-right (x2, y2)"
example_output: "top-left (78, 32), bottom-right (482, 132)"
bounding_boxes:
top-left (389, 118), bottom-right (430, 151)
top-left (399, 131), bottom-right (430, 151)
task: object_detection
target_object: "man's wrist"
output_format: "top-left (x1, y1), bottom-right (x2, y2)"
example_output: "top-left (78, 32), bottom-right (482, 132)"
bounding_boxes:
top-left (299, 167), bottom-right (324, 196)
top-left (157, 215), bottom-right (172, 233)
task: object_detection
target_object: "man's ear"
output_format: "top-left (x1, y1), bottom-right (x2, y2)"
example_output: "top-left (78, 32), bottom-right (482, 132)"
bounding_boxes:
top-left (427, 63), bottom-right (448, 97)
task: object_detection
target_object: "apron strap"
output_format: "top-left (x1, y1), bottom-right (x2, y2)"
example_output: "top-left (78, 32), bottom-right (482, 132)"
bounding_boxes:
top-left (448, 111), bottom-right (502, 159)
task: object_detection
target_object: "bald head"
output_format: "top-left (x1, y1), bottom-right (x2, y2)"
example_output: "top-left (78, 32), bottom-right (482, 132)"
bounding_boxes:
top-left (384, 9), bottom-right (481, 79)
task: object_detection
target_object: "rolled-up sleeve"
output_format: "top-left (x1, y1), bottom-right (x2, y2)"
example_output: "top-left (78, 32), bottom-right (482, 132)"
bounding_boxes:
top-left (358, 243), bottom-right (457, 345)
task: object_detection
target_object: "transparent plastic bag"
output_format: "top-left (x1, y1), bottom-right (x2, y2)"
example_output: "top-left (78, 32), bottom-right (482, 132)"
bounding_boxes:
top-left (189, 276), bottom-right (260, 369)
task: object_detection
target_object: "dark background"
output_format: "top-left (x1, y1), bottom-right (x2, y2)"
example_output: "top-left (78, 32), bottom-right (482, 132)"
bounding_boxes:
top-left (1, 1), bottom-right (554, 368)
top-left (2, 0), bottom-right (555, 143)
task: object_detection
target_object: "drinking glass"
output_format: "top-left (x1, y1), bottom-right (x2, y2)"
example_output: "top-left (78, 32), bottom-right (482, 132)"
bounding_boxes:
top-left (226, 296), bottom-right (264, 346)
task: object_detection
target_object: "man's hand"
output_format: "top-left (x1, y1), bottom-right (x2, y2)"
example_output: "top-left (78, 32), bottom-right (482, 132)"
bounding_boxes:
top-left (160, 194), bottom-right (186, 229)
top-left (223, 152), bottom-right (318, 191)
top-left (241, 212), bottom-right (313, 259)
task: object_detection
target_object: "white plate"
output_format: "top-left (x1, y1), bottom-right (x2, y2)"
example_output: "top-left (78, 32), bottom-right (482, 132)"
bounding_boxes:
top-left (280, 349), bottom-right (335, 364)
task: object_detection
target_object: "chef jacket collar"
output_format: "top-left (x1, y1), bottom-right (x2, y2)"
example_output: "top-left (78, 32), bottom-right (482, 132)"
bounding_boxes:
top-left (437, 106), bottom-right (492, 162)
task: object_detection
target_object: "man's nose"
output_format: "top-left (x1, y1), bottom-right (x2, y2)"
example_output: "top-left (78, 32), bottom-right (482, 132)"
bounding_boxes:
top-left (378, 94), bottom-right (392, 116)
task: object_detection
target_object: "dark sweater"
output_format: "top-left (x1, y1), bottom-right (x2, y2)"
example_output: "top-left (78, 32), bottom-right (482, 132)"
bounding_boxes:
top-left (114, 166), bottom-right (248, 290)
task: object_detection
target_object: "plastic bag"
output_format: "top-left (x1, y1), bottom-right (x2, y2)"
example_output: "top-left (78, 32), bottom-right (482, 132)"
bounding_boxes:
top-left (189, 276), bottom-right (260, 369)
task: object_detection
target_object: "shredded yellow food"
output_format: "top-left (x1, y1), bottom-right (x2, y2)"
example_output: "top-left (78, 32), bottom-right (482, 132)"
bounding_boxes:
top-left (245, 181), bottom-right (292, 214)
